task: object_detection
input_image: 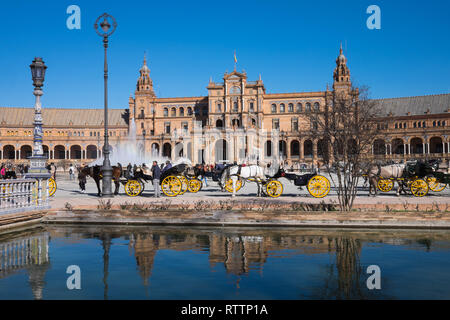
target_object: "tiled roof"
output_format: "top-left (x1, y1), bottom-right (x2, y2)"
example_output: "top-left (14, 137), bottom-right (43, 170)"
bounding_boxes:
top-left (373, 93), bottom-right (450, 117)
top-left (0, 107), bottom-right (129, 127)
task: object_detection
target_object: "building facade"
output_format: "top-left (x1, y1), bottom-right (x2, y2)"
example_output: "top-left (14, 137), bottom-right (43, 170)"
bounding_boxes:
top-left (1, 46), bottom-right (449, 167)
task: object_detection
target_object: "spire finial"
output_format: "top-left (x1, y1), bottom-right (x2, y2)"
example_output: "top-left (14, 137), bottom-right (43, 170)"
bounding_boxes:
top-left (143, 51), bottom-right (147, 65)
top-left (340, 42), bottom-right (343, 54)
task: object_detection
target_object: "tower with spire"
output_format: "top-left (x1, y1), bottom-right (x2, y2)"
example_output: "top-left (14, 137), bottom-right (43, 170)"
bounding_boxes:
top-left (136, 54), bottom-right (156, 96)
top-left (333, 43), bottom-right (351, 91)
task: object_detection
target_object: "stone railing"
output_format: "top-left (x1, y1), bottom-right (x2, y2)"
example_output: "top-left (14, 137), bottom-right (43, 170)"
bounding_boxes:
top-left (0, 179), bottom-right (50, 215)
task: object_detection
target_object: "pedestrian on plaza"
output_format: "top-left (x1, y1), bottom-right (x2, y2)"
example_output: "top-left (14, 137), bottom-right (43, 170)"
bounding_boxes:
top-left (50, 162), bottom-right (57, 180)
top-left (69, 164), bottom-right (75, 180)
top-left (151, 161), bottom-right (161, 198)
top-left (0, 165), bottom-right (5, 179)
top-left (201, 164), bottom-right (208, 187)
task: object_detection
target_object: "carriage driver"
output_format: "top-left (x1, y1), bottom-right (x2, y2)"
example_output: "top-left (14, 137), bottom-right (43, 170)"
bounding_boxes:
top-left (151, 161), bottom-right (161, 198)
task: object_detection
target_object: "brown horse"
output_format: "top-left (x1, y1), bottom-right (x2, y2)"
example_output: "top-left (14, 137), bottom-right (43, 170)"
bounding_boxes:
top-left (78, 164), bottom-right (122, 196)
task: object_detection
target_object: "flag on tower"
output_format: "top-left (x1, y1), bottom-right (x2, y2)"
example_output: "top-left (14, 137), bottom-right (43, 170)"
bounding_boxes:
top-left (234, 50), bottom-right (237, 63)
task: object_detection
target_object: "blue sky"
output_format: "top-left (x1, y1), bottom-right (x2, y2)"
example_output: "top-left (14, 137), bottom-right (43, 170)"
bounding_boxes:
top-left (0, 0), bottom-right (449, 109)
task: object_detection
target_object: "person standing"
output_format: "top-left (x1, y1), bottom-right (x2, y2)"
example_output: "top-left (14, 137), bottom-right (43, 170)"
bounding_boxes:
top-left (0, 165), bottom-right (5, 179)
top-left (69, 164), bottom-right (75, 180)
top-left (201, 164), bottom-right (208, 187)
top-left (151, 161), bottom-right (161, 198)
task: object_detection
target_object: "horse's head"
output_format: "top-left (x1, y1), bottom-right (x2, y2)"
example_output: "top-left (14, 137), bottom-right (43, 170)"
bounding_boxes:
top-left (78, 166), bottom-right (88, 191)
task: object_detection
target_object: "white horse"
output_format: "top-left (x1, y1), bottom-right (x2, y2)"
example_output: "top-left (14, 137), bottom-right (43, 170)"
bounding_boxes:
top-left (366, 163), bottom-right (407, 196)
top-left (221, 165), bottom-right (266, 197)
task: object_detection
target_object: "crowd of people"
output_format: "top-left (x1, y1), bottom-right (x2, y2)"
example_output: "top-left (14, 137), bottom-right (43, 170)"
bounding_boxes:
top-left (0, 163), bottom-right (28, 179)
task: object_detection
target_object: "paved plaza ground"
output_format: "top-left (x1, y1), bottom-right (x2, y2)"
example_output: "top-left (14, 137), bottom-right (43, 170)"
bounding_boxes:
top-left (50, 172), bottom-right (450, 211)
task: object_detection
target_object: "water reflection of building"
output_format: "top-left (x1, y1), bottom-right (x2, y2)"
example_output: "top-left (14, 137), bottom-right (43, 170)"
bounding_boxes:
top-left (0, 232), bottom-right (50, 299)
top-left (129, 231), bottom-right (335, 281)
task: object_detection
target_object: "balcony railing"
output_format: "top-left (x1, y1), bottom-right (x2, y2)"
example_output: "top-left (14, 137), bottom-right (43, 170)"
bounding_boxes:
top-left (0, 179), bottom-right (50, 215)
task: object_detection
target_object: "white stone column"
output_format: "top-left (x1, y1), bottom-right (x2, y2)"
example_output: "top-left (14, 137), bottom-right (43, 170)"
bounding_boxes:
top-left (422, 143), bottom-right (425, 154)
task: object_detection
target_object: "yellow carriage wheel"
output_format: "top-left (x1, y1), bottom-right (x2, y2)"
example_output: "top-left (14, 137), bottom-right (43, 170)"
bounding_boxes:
top-left (426, 176), bottom-right (446, 192)
top-left (266, 180), bottom-right (283, 198)
top-left (161, 176), bottom-right (182, 197)
top-left (48, 177), bottom-right (57, 197)
top-left (307, 175), bottom-right (331, 198)
top-left (410, 179), bottom-right (429, 197)
top-left (124, 180), bottom-right (142, 197)
top-left (224, 178), bottom-right (243, 193)
top-left (377, 178), bottom-right (394, 192)
top-left (178, 176), bottom-right (188, 195)
top-left (187, 179), bottom-right (202, 193)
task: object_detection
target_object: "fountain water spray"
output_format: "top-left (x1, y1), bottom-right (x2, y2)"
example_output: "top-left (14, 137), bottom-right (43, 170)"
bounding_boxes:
top-left (88, 118), bottom-right (191, 167)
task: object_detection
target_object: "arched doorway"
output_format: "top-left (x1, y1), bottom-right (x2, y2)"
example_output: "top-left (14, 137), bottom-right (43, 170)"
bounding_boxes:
top-left (70, 145), bottom-right (82, 159)
top-left (162, 143), bottom-right (172, 158)
top-left (373, 139), bottom-right (386, 155)
top-left (216, 119), bottom-right (223, 128)
top-left (20, 145), bottom-right (32, 159)
top-left (86, 145), bottom-right (98, 159)
top-left (215, 139), bottom-right (227, 162)
top-left (54, 145), bottom-right (65, 159)
top-left (410, 138), bottom-right (423, 154)
top-left (43, 145), bottom-right (49, 159)
top-left (392, 138), bottom-right (404, 155)
top-left (318, 139), bottom-right (328, 157)
top-left (430, 137), bottom-right (443, 153)
top-left (3, 145), bottom-right (15, 159)
top-left (290, 140), bottom-right (300, 157)
top-left (304, 140), bottom-right (313, 157)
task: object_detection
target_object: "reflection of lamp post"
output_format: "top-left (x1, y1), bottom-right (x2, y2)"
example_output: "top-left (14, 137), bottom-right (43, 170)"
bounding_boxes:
top-left (94, 13), bottom-right (117, 197)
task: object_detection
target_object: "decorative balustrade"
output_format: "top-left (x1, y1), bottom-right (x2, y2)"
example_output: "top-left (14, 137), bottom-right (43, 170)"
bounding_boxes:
top-left (0, 233), bottom-right (50, 282)
top-left (0, 179), bottom-right (50, 215)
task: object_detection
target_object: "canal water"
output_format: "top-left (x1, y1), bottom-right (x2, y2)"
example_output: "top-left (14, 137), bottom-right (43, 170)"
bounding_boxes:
top-left (0, 225), bottom-right (449, 300)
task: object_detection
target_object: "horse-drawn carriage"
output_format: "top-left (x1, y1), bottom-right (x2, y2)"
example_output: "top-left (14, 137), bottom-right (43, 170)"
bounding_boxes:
top-left (374, 160), bottom-right (448, 197)
top-left (123, 163), bottom-right (204, 197)
top-left (218, 164), bottom-right (331, 198)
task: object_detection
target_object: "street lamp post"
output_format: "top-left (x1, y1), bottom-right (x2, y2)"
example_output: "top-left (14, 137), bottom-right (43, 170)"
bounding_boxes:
top-left (94, 13), bottom-right (117, 197)
top-left (27, 57), bottom-right (51, 207)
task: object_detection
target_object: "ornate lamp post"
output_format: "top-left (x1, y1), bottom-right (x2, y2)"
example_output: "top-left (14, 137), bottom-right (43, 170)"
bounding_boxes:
top-left (27, 57), bottom-right (51, 207)
top-left (94, 13), bottom-right (117, 197)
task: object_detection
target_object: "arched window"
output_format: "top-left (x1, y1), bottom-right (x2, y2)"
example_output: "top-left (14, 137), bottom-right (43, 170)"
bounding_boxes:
top-left (217, 103), bottom-right (222, 112)
top-left (179, 107), bottom-right (184, 116)
top-left (164, 108), bottom-right (168, 117)
top-left (271, 104), bottom-right (277, 113)
top-left (233, 102), bottom-right (238, 112)
top-left (306, 103), bottom-right (311, 111)
top-left (230, 86), bottom-right (241, 94)
top-left (249, 102), bottom-right (254, 112)
top-left (187, 107), bottom-right (193, 115)
top-left (297, 103), bottom-right (302, 112)
top-left (314, 102), bottom-right (319, 111)
top-left (280, 103), bottom-right (285, 113)
top-left (171, 107), bottom-right (176, 117)
top-left (288, 103), bottom-right (293, 112)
